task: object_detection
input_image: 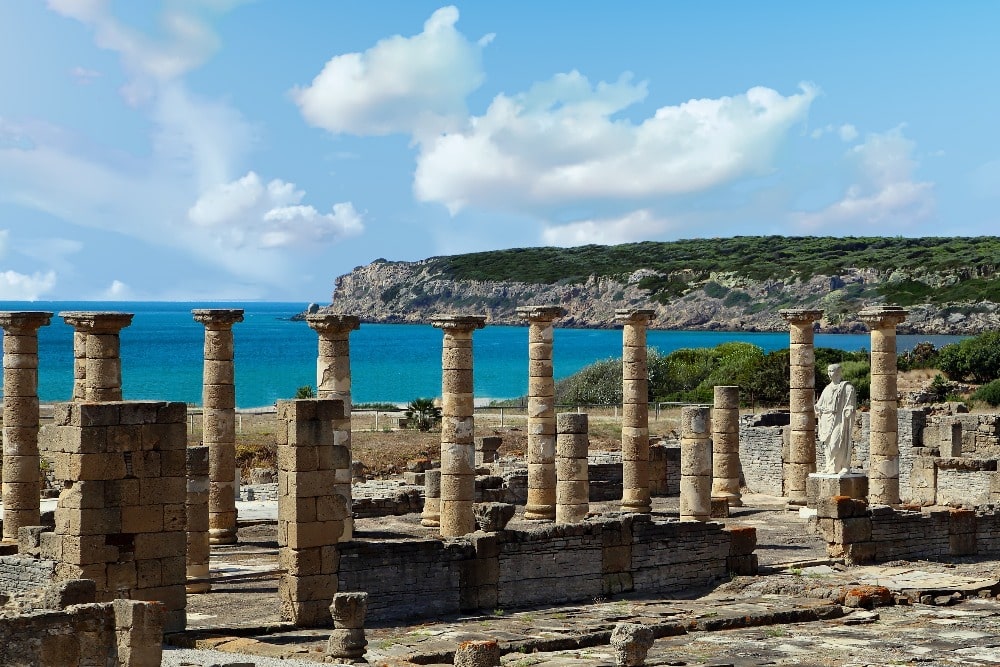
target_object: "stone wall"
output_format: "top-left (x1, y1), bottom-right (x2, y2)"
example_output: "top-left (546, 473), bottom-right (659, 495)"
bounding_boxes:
top-left (739, 416), bottom-right (785, 496)
top-left (935, 459), bottom-right (996, 507)
top-left (0, 555), bottom-right (55, 594)
top-left (0, 599), bottom-right (163, 667)
top-left (924, 414), bottom-right (1000, 458)
top-left (338, 514), bottom-right (755, 622)
top-left (813, 497), bottom-right (999, 564)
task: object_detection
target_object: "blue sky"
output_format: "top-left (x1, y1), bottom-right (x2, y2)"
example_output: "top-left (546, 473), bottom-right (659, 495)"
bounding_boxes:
top-left (1, 2), bottom-right (997, 302)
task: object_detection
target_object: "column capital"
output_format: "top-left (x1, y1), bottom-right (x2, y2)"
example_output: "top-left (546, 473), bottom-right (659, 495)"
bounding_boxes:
top-left (515, 305), bottom-right (567, 322)
top-left (60, 311), bottom-right (134, 333)
top-left (0, 311), bottom-right (53, 334)
top-left (858, 306), bottom-right (908, 329)
top-left (431, 314), bottom-right (486, 333)
top-left (614, 308), bottom-right (656, 325)
top-left (192, 308), bottom-right (244, 329)
top-left (779, 308), bottom-right (824, 325)
top-left (305, 313), bottom-right (360, 334)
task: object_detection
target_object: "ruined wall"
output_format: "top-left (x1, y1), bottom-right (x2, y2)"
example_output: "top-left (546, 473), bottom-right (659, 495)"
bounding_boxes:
top-left (935, 459), bottom-right (996, 507)
top-left (738, 417), bottom-right (785, 496)
top-left (814, 497), bottom-right (1000, 564)
top-left (338, 514), bottom-right (755, 622)
top-left (0, 599), bottom-right (163, 667)
top-left (0, 556), bottom-right (55, 594)
top-left (923, 414), bottom-right (1000, 458)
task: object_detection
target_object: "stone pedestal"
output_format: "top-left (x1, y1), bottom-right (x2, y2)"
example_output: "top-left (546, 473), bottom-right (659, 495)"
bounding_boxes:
top-left (306, 313), bottom-right (360, 541)
top-left (779, 309), bottom-right (823, 505)
top-left (193, 308), bottom-right (244, 546)
top-left (277, 399), bottom-right (346, 627)
top-left (680, 406), bottom-right (712, 521)
top-left (327, 592), bottom-right (368, 661)
top-left (475, 436), bottom-right (502, 467)
top-left (711, 385), bottom-right (742, 507)
top-left (517, 305), bottom-right (566, 521)
top-left (0, 311), bottom-right (52, 542)
top-left (60, 311), bottom-right (134, 402)
top-left (616, 309), bottom-right (655, 514)
top-left (555, 413), bottom-right (589, 524)
top-left (432, 315), bottom-right (486, 537)
top-left (807, 472), bottom-right (869, 508)
top-left (185, 446), bottom-right (211, 594)
top-left (859, 306), bottom-right (908, 505)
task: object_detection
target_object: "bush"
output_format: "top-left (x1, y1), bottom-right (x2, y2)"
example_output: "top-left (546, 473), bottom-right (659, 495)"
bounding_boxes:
top-left (294, 385), bottom-right (315, 399)
top-left (938, 332), bottom-right (1000, 383)
top-left (404, 397), bottom-right (442, 431)
top-left (973, 379), bottom-right (1000, 407)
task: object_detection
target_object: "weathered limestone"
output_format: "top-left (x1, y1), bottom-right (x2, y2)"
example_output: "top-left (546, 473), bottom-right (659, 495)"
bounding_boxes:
top-left (516, 305), bottom-right (566, 521)
top-left (431, 315), bottom-right (486, 537)
top-left (421, 469), bottom-right (441, 527)
top-left (0, 311), bottom-right (52, 542)
top-left (455, 639), bottom-right (501, 667)
top-left (556, 412), bottom-right (589, 524)
top-left (192, 308), bottom-right (244, 545)
top-left (60, 311), bottom-right (134, 402)
top-left (185, 446), bottom-right (210, 594)
top-left (680, 406), bottom-right (712, 521)
top-left (711, 386), bottom-right (742, 507)
top-left (611, 622), bottom-right (655, 667)
top-left (42, 401), bottom-right (188, 633)
top-left (859, 306), bottom-right (908, 505)
top-left (277, 399), bottom-right (346, 627)
top-left (779, 308), bottom-right (823, 505)
top-left (616, 309), bottom-right (656, 514)
top-left (326, 591), bottom-right (368, 662)
top-left (306, 313), bottom-right (360, 541)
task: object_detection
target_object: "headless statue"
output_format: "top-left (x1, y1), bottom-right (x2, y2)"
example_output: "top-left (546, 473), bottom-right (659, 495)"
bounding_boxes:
top-left (816, 363), bottom-right (857, 474)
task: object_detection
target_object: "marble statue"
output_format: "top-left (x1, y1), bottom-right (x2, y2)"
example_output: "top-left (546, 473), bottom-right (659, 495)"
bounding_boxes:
top-left (816, 363), bottom-right (857, 474)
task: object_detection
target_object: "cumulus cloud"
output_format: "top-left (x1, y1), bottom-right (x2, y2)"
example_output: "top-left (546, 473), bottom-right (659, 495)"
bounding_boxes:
top-left (810, 123), bottom-right (858, 142)
top-left (793, 127), bottom-right (934, 230)
top-left (414, 77), bottom-right (818, 214)
top-left (188, 172), bottom-right (364, 248)
top-left (0, 269), bottom-right (57, 300)
top-left (292, 6), bottom-right (486, 138)
top-left (541, 209), bottom-right (676, 247)
top-left (100, 279), bottom-right (132, 299)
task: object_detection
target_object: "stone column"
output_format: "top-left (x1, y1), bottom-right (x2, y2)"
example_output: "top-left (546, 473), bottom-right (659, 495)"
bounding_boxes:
top-left (60, 311), bottom-right (134, 401)
top-left (185, 446), bottom-right (211, 594)
top-left (516, 305), bottom-right (566, 521)
top-left (431, 315), bottom-right (486, 537)
top-left (327, 592), bottom-right (368, 662)
top-left (779, 308), bottom-right (824, 505)
top-left (680, 406), bottom-right (712, 521)
top-left (306, 313), bottom-right (360, 541)
top-left (0, 311), bottom-right (52, 542)
top-left (616, 309), bottom-right (656, 514)
top-left (192, 308), bottom-right (244, 545)
top-left (421, 469), bottom-right (441, 527)
top-left (859, 306), bottom-right (908, 505)
top-left (555, 413), bottom-right (589, 524)
top-left (277, 399), bottom-right (346, 627)
top-left (711, 386), bottom-right (742, 507)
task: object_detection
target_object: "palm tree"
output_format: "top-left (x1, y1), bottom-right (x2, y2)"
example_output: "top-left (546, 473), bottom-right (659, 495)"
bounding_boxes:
top-left (405, 397), bottom-right (441, 431)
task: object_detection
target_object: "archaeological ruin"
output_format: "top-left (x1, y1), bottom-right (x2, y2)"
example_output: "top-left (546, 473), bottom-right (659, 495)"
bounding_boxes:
top-left (3, 302), bottom-right (1000, 665)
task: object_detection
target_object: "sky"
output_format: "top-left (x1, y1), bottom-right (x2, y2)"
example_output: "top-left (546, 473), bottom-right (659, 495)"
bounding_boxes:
top-left (1, 2), bottom-right (998, 302)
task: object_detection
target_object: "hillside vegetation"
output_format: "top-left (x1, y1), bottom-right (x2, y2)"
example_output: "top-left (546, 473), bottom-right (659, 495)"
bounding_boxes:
top-left (327, 236), bottom-right (1000, 334)
top-left (425, 236), bottom-right (1000, 306)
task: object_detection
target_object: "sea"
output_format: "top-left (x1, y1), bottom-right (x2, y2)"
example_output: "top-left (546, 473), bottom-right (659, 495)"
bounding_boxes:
top-left (0, 301), bottom-right (970, 409)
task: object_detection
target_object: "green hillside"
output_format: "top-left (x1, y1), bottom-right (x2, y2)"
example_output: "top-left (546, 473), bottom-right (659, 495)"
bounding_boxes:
top-left (420, 236), bottom-right (1000, 306)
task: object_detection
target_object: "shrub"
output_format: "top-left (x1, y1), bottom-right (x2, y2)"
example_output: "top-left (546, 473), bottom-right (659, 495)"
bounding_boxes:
top-left (404, 397), bottom-right (442, 431)
top-left (973, 379), bottom-right (1000, 407)
top-left (294, 385), bottom-right (315, 399)
top-left (938, 332), bottom-right (1000, 383)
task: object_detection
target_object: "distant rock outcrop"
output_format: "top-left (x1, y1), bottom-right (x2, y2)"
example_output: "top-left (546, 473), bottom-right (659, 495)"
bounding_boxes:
top-left (318, 257), bottom-right (1000, 335)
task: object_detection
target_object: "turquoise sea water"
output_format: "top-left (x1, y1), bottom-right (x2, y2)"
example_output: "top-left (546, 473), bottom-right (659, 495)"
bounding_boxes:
top-left (0, 302), bottom-right (969, 408)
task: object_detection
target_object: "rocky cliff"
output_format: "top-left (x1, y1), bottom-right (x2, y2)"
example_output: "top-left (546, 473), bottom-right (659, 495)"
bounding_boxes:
top-left (321, 257), bottom-right (1000, 335)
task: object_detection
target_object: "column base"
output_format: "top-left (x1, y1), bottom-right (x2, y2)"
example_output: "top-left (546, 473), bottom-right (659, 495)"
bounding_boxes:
top-left (806, 471), bottom-right (869, 508)
top-left (523, 504), bottom-right (555, 521)
top-left (209, 528), bottom-right (238, 545)
top-left (620, 501), bottom-right (652, 514)
top-left (187, 564), bottom-right (211, 593)
top-left (712, 491), bottom-right (743, 507)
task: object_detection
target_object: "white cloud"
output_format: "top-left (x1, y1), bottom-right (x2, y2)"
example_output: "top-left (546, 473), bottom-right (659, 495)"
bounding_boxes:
top-left (838, 124), bottom-right (858, 142)
top-left (70, 66), bottom-right (102, 84)
top-left (188, 172), bottom-right (364, 248)
top-left (292, 6), bottom-right (486, 138)
top-left (541, 209), bottom-right (676, 247)
top-left (793, 127), bottom-right (934, 230)
top-left (100, 279), bottom-right (132, 299)
top-left (414, 78), bottom-right (818, 214)
top-left (0, 269), bottom-right (57, 300)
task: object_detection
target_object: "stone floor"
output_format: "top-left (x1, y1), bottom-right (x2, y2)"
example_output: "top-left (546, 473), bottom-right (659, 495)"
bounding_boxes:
top-left (173, 496), bottom-right (1000, 666)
